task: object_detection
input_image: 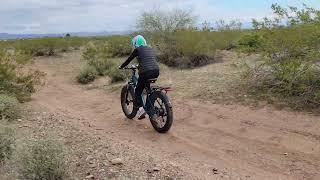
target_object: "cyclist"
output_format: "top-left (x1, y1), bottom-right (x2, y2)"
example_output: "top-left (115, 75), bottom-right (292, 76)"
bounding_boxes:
top-left (119, 35), bottom-right (160, 120)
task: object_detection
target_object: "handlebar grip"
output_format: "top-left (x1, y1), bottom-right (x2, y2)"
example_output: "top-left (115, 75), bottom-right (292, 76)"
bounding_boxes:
top-left (122, 65), bottom-right (138, 70)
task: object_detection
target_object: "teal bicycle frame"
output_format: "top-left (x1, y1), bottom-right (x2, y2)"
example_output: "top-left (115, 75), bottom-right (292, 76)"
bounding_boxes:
top-left (128, 67), bottom-right (154, 116)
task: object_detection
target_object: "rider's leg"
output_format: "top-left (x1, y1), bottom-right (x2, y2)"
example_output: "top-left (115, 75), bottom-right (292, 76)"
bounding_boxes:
top-left (135, 75), bottom-right (146, 108)
top-left (135, 70), bottom-right (160, 119)
top-left (135, 74), bottom-right (147, 119)
top-left (135, 70), bottom-right (160, 107)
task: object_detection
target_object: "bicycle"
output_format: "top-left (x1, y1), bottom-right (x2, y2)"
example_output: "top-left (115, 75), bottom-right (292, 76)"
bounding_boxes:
top-left (120, 65), bottom-right (173, 133)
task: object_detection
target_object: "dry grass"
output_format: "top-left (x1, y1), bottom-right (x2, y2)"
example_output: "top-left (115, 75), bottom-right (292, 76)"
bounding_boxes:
top-left (17, 137), bottom-right (67, 180)
top-left (157, 51), bottom-right (257, 103)
top-left (0, 126), bottom-right (15, 163)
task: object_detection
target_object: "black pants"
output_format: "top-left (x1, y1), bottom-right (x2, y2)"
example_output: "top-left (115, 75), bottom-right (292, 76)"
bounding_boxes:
top-left (135, 69), bottom-right (160, 108)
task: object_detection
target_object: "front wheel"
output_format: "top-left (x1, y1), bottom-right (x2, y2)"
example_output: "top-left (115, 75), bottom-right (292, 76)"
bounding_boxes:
top-left (149, 91), bottom-right (173, 133)
top-left (121, 85), bottom-right (138, 119)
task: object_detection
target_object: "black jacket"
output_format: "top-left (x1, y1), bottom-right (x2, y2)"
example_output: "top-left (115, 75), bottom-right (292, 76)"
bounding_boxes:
top-left (120, 46), bottom-right (159, 74)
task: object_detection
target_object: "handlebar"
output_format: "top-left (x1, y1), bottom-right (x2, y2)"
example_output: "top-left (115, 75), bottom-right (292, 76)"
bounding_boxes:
top-left (122, 65), bottom-right (138, 70)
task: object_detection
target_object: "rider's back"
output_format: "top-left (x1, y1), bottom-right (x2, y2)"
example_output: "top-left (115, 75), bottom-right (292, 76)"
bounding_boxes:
top-left (135, 46), bottom-right (159, 74)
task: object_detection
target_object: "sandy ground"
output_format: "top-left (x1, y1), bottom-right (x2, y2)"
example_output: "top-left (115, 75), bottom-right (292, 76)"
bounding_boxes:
top-left (27, 52), bottom-right (320, 180)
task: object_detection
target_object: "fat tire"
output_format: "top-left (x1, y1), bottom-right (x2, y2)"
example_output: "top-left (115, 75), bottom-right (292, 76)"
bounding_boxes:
top-left (121, 85), bottom-right (137, 119)
top-left (150, 91), bottom-right (173, 133)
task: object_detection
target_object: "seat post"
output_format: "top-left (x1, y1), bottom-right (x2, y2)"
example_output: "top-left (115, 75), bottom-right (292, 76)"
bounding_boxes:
top-left (145, 82), bottom-right (151, 93)
top-left (146, 78), bottom-right (157, 93)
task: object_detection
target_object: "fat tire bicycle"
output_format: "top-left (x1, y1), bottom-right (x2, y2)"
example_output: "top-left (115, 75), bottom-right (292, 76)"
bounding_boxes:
top-left (120, 65), bottom-right (173, 133)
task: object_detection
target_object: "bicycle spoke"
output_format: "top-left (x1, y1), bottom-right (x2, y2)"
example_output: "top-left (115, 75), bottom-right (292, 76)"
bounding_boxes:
top-left (156, 99), bottom-right (162, 107)
top-left (152, 98), bottom-right (166, 128)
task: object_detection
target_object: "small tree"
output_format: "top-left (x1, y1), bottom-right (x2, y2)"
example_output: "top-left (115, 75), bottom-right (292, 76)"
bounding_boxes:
top-left (137, 8), bottom-right (196, 33)
top-left (252, 3), bottom-right (320, 29)
top-left (201, 21), bottom-right (212, 31)
top-left (214, 19), bottom-right (242, 31)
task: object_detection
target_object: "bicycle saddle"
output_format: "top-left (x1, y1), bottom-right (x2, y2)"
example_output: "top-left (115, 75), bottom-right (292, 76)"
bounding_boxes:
top-left (148, 78), bottom-right (157, 83)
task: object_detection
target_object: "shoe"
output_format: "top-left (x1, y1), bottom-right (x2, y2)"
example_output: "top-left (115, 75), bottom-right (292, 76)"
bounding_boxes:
top-left (137, 107), bottom-right (146, 120)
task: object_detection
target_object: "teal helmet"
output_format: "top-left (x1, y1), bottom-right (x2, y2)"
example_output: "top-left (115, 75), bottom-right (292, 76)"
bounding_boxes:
top-left (131, 35), bottom-right (147, 48)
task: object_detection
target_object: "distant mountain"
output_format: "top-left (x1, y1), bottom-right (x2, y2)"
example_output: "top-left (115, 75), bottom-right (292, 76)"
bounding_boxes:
top-left (0, 33), bottom-right (63, 40)
top-left (71, 31), bottom-right (131, 37)
top-left (0, 31), bottom-right (131, 40)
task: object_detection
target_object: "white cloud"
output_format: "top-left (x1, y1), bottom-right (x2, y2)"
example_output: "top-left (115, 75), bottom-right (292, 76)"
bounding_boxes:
top-left (0, 0), bottom-right (278, 33)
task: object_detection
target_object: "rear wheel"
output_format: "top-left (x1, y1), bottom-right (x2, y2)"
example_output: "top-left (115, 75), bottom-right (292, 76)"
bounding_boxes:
top-left (150, 91), bottom-right (173, 133)
top-left (121, 85), bottom-right (137, 119)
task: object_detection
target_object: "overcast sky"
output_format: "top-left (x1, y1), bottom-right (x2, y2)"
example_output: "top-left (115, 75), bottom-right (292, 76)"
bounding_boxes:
top-left (1, 0), bottom-right (319, 34)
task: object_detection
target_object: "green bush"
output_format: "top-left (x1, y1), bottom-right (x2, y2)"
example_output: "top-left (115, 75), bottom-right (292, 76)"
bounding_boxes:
top-left (18, 138), bottom-right (67, 180)
top-left (243, 4), bottom-right (320, 109)
top-left (0, 127), bottom-right (15, 163)
top-left (106, 36), bottom-right (132, 57)
top-left (81, 42), bottom-right (129, 83)
top-left (0, 94), bottom-right (20, 121)
top-left (82, 42), bottom-right (115, 75)
top-left (77, 65), bottom-right (98, 84)
top-left (95, 60), bottom-right (116, 76)
top-left (106, 68), bottom-right (130, 83)
top-left (89, 58), bottom-right (118, 76)
top-left (238, 33), bottom-right (264, 53)
top-left (150, 30), bottom-right (243, 68)
top-left (0, 50), bottom-right (44, 102)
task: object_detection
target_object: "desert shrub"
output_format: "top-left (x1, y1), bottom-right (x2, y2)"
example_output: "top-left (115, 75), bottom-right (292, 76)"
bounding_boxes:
top-left (157, 54), bottom-right (215, 69)
top-left (14, 70), bottom-right (45, 102)
top-left (6, 38), bottom-right (59, 57)
top-left (81, 42), bottom-right (129, 83)
top-left (0, 50), bottom-right (44, 102)
top-left (106, 68), bottom-right (130, 83)
top-left (154, 30), bottom-right (242, 68)
top-left (172, 31), bottom-right (217, 57)
top-left (243, 4), bottom-right (320, 109)
top-left (89, 58), bottom-right (114, 76)
top-left (92, 59), bottom-right (117, 76)
top-left (0, 94), bottom-right (20, 121)
top-left (81, 42), bottom-right (100, 61)
top-left (88, 58), bottom-right (119, 76)
top-left (214, 19), bottom-right (242, 31)
top-left (18, 138), bottom-right (67, 180)
top-left (106, 36), bottom-right (132, 57)
top-left (0, 37), bottom-right (89, 57)
top-left (82, 42), bottom-right (114, 75)
top-left (0, 127), bottom-right (15, 163)
top-left (238, 33), bottom-right (264, 53)
top-left (77, 65), bottom-right (98, 84)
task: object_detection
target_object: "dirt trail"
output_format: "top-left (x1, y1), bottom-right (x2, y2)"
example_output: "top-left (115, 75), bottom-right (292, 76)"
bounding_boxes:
top-left (31, 52), bottom-right (320, 180)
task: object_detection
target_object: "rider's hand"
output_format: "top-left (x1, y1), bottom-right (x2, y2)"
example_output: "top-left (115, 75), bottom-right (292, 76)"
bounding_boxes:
top-left (118, 66), bottom-right (123, 69)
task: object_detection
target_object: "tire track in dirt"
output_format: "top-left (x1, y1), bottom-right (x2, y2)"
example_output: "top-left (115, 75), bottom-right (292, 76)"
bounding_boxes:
top-left (30, 53), bottom-right (320, 180)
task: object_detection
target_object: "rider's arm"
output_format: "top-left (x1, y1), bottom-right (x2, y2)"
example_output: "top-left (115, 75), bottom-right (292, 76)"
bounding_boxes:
top-left (120, 49), bottom-right (138, 68)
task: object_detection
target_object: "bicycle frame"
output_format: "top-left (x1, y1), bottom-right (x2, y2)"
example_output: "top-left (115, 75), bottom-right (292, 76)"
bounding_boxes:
top-left (121, 65), bottom-right (173, 133)
top-left (128, 68), bottom-right (154, 114)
